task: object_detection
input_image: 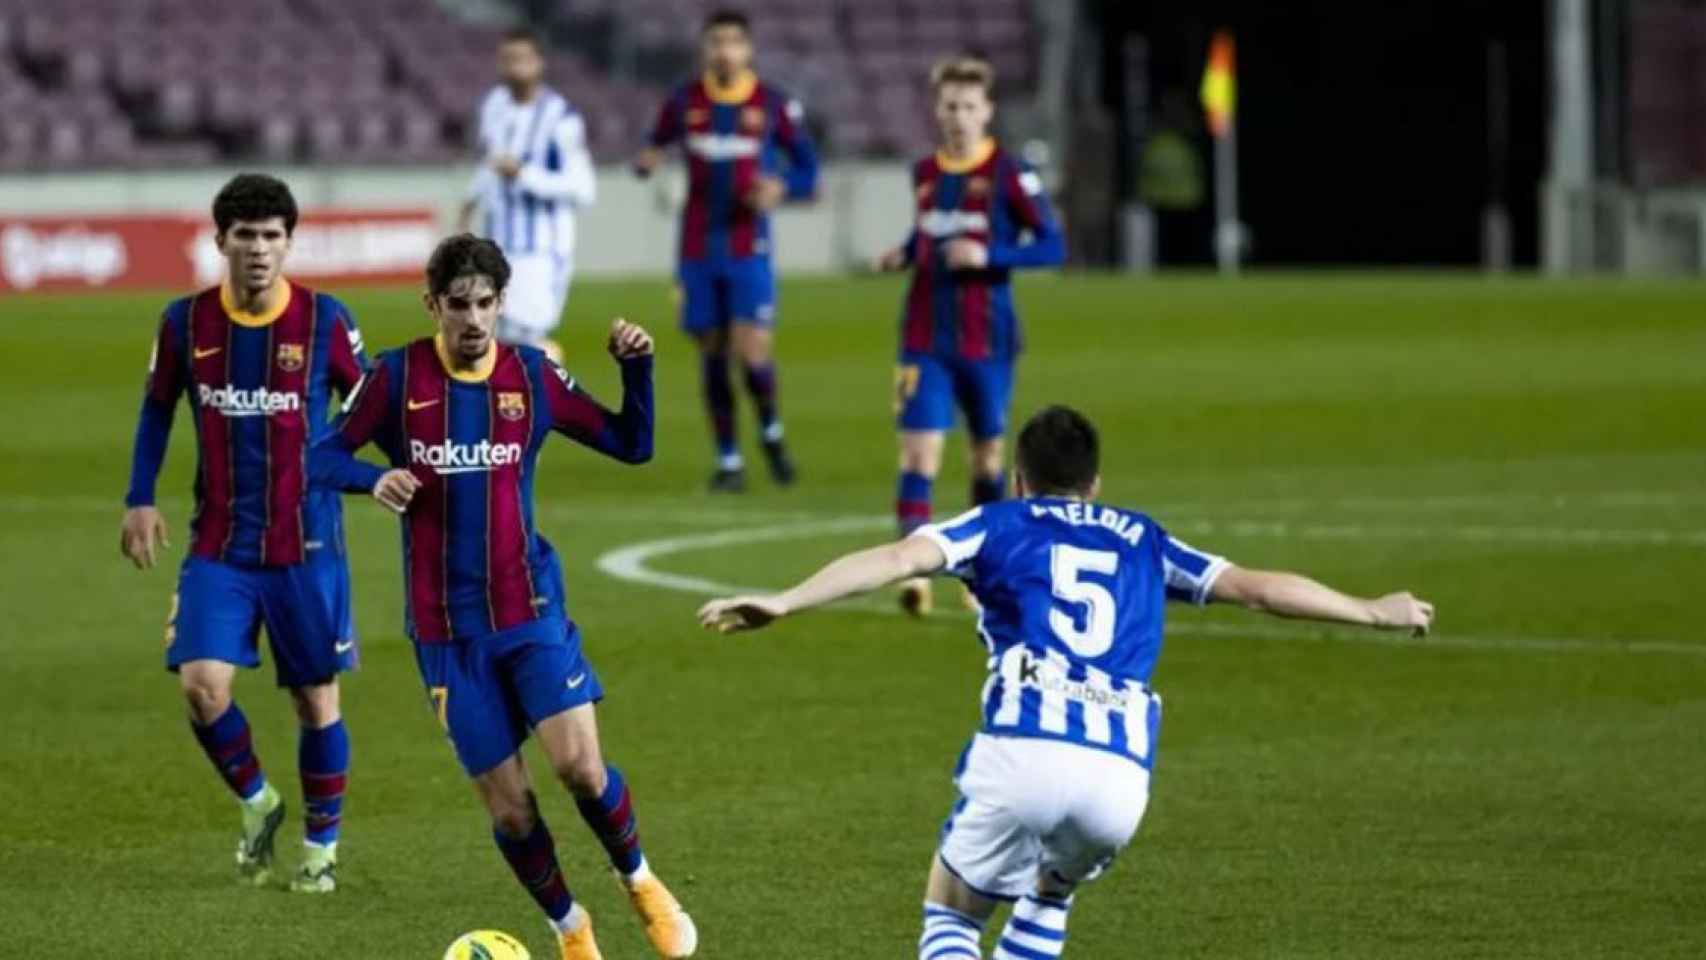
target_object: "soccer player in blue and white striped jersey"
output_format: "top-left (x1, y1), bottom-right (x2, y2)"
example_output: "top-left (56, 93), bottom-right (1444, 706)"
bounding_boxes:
top-left (699, 405), bottom-right (1435, 960)
top-left (459, 29), bottom-right (596, 364)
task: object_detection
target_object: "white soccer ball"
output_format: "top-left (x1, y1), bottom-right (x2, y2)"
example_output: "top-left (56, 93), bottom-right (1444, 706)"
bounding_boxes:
top-left (443, 929), bottom-right (531, 960)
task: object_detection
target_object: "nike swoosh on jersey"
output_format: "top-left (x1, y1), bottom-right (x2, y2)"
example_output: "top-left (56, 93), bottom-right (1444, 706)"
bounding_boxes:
top-left (334, 639), bottom-right (355, 654)
top-left (193, 347), bottom-right (222, 359)
top-left (565, 672), bottom-right (586, 689)
top-left (407, 398), bottom-right (440, 411)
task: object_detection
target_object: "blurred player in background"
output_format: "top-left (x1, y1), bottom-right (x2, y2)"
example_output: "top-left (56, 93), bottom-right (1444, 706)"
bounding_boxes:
top-left (120, 174), bottom-right (370, 893)
top-left (875, 56), bottom-right (1065, 615)
top-left (459, 28), bottom-right (596, 364)
top-left (633, 8), bottom-right (819, 492)
top-left (312, 236), bottom-right (695, 960)
top-left (699, 405), bottom-right (1436, 960)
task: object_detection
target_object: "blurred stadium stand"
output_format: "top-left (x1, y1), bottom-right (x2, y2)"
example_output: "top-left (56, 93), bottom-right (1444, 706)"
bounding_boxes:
top-left (0, 0), bottom-right (1040, 171)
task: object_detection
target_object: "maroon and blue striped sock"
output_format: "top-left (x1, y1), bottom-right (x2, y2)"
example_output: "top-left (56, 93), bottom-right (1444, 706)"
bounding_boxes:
top-left (742, 362), bottom-right (782, 442)
top-left (574, 765), bottom-right (644, 876)
top-left (898, 470), bottom-right (934, 537)
top-left (299, 719), bottom-right (349, 847)
top-left (494, 815), bottom-right (575, 923)
top-left (972, 471), bottom-right (1007, 508)
top-left (701, 351), bottom-right (739, 463)
top-left (190, 702), bottom-right (268, 802)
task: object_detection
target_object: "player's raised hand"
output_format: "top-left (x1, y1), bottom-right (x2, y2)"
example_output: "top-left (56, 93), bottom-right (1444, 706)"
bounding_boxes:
top-left (490, 154), bottom-right (522, 179)
top-left (608, 318), bottom-right (655, 359)
top-left (372, 469), bottom-right (420, 515)
top-left (745, 175), bottom-right (786, 212)
top-left (944, 238), bottom-right (989, 270)
top-left (1366, 591), bottom-right (1435, 637)
top-left (119, 506), bottom-right (170, 570)
top-left (698, 596), bottom-right (788, 634)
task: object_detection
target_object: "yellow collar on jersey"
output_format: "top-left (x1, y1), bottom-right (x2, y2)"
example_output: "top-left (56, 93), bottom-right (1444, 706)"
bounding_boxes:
top-left (703, 69), bottom-right (758, 104)
top-left (220, 278), bottom-right (291, 327)
top-left (936, 138), bottom-right (997, 175)
top-left (434, 334), bottom-right (498, 383)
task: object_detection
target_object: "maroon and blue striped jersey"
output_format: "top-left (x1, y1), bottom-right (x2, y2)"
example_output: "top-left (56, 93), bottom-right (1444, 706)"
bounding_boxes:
top-left (898, 140), bottom-right (1065, 361)
top-left (647, 70), bottom-right (819, 262)
top-left (125, 281), bottom-right (368, 567)
top-left (312, 338), bottom-right (653, 644)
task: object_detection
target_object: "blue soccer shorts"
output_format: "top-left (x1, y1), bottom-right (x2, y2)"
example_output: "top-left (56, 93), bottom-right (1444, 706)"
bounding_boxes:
top-left (165, 549), bottom-right (357, 688)
top-left (413, 616), bottom-right (604, 777)
top-left (896, 352), bottom-right (1015, 441)
top-left (677, 256), bottom-right (776, 335)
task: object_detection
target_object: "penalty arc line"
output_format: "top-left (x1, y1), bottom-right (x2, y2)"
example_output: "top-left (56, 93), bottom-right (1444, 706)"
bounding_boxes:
top-left (593, 516), bottom-right (1706, 658)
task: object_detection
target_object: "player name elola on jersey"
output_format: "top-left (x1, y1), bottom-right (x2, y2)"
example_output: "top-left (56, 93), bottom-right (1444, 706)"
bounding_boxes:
top-left (1031, 500), bottom-right (1147, 547)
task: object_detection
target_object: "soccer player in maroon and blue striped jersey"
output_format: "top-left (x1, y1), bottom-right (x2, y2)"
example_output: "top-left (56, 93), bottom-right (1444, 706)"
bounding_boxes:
top-left (634, 8), bottom-right (819, 492)
top-left (874, 56), bottom-right (1065, 616)
top-left (311, 235), bottom-right (694, 960)
top-left (119, 174), bottom-right (371, 892)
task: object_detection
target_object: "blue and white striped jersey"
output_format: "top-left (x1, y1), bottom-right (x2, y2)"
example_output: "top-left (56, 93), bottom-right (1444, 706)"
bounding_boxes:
top-left (467, 85), bottom-right (596, 259)
top-left (916, 497), bottom-right (1229, 768)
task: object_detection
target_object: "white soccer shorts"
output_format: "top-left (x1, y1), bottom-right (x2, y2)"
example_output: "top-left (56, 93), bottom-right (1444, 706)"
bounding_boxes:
top-left (938, 733), bottom-right (1151, 900)
top-left (498, 252), bottom-right (573, 344)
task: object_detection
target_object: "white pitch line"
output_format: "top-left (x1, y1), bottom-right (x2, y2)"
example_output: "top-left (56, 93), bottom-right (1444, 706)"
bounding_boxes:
top-left (593, 516), bottom-right (1706, 658)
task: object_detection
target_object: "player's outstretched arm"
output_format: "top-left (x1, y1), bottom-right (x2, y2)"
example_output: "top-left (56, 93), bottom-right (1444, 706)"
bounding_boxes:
top-left (308, 364), bottom-right (418, 514)
top-left (1208, 566), bottom-right (1435, 636)
top-left (698, 535), bottom-right (947, 633)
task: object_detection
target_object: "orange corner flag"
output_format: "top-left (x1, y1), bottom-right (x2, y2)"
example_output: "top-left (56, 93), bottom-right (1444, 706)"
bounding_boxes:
top-left (1200, 30), bottom-right (1236, 138)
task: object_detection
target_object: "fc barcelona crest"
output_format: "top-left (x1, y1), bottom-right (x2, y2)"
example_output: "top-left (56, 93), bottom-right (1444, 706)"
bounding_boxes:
top-left (276, 343), bottom-right (305, 372)
top-left (686, 107), bottom-right (708, 125)
top-left (497, 391), bottom-right (527, 421)
top-left (966, 176), bottom-right (991, 197)
top-left (916, 181), bottom-right (934, 202)
top-left (740, 105), bottom-right (766, 131)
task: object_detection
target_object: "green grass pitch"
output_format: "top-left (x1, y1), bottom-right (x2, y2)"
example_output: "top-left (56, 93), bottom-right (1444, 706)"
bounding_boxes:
top-left (1, 272), bottom-right (1703, 958)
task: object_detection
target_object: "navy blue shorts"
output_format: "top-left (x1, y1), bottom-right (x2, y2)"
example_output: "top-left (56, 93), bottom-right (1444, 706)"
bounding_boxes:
top-left (165, 550), bottom-right (356, 688)
top-left (677, 256), bottom-right (776, 334)
top-left (896, 352), bottom-right (1015, 441)
top-left (413, 616), bottom-right (604, 777)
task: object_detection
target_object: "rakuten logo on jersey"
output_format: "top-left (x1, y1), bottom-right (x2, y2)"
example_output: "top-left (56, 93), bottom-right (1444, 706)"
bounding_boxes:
top-left (1, 224), bottom-right (128, 289)
top-left (686, 133), bottom-right (761, 161)
top-left (917, 210), bottom-right (989, 238)
top-left (197, 384), bottom-right (301, 417)
top-left (409, 439), bottom-right (523, 475)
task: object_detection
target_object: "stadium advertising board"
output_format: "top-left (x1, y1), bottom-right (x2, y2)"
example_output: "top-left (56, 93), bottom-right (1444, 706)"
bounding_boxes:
top-left (0, 208), bottom-right (439, 293)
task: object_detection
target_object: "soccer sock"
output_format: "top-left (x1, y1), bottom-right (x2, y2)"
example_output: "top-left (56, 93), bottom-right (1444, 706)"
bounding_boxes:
top-left (742, 361), bottom-right (783, 444)
top-left (972, 471), bottom-right (1007, 508)
top-left (298, 718), bottom-right (349, 849)
top-left (919, 902), bottom-right (984, 960)
top-left (190, 702), bottom-right (268, 803)
top-left (701, 351), bottom-right (740, 467)
top-left (573, 764), bottom-right (645, 877)
top-left (897, 470), bottom-right (934, 537)
top-left (494, 814), bottom-right (575, 925)
top-left (992, 891), bottom-right (1073, 960)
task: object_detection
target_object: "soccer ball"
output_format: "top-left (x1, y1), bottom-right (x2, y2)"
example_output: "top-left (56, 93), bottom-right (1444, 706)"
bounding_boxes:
top-left (443, 930), bottom-right (531, 960)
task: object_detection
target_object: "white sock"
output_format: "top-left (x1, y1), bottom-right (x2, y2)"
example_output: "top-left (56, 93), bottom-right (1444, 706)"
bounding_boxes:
top-left (621, 856), bottom-right (653, 888)
top-left (239, 783), bottom-right (271, 811)
top-left (303, 840), bottom-right (337, 863)
top-left (920, 902), bottom-right (984, 960)
top-left (550, 901), bottom-right (588, 936)
top-left (718, 452), bottom-right (744, 470)
top-left (993, 892), bottom-right (1072, 960)
top-left (762, 422), bottom-right (784, 443)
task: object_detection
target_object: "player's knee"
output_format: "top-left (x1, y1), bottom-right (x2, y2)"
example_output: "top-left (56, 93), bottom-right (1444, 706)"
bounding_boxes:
top-left (489, 795), bottom-right (539, 839)
top-left (552, 753), bottom-right (607, 798)
top-left (971, 440), bottom-right (1005, 477)
top-left (179, 673), bottom-right (231, 723)
top-left (289, 682), bottom-right (340, 728)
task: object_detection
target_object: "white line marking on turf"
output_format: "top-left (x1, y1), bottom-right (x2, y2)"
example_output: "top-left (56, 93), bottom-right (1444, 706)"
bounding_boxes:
top-left (594, 516), bottom-right (1706, 657)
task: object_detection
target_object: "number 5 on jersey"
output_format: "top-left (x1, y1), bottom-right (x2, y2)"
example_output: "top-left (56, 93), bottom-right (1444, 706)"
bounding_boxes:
top-left (1049, 545), bottom-right (1119, 657)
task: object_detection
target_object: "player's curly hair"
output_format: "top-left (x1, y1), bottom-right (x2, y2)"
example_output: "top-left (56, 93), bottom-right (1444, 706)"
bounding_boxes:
top-left (425, 233), bottom-right (511, 297)
top-left (930, 55), bottom-right (996, 97)
top-left (211, 173), bottom-right (298, 236)
top-left (1017, 406), bottom-right (1100, 496)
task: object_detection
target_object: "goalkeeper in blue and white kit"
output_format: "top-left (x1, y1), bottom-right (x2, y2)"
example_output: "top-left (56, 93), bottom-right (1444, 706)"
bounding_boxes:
top-left (698, 405), bottom-right (1434, 960)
